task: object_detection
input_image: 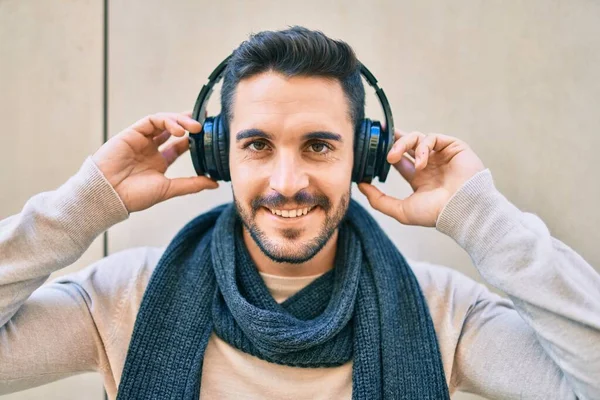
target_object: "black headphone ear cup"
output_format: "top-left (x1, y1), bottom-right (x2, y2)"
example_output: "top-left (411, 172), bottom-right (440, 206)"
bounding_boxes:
top-left (353, 119), bottom-right (392, 183)
top-left (213, 114), bottom-right (230, 182)
top-left (375, 121), bottom-right (393, 183)
top-left (188, 125), bottom-right (206, 177)
top-left (352, 119), bottom-right (371, 183)
top-left (363, 120), bottom-right (383, 183)
top-left (201, 116), bottom-right (218, 180)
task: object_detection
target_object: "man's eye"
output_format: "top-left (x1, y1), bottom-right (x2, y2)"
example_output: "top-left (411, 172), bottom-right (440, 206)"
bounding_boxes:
top-left (309, 142), bottom-right (330, 154)
top-left (249, 141), bottom-right (267, 151)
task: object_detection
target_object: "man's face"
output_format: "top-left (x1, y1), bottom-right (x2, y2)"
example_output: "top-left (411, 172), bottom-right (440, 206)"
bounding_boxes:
top-left (229, 71), bottom-right (354, 264)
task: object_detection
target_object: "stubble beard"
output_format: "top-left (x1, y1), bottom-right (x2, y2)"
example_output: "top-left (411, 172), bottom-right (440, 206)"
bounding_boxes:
top-left (233, 189), bottom-right (351, 264)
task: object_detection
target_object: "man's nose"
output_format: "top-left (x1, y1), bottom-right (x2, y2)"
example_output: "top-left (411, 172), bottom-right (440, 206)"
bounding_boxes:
top-left (269, 153), bottom-right (309, 198)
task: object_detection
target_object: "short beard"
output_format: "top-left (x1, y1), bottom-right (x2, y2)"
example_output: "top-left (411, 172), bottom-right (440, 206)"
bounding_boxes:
top-left (233, 188), bottom-right (351, 264)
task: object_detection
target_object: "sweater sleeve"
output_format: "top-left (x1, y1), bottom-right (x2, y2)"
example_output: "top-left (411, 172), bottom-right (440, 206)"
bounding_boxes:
top-left (0, 157), bottom-right (129, 394)
top-left (436, 169), bottom-right (600, 399)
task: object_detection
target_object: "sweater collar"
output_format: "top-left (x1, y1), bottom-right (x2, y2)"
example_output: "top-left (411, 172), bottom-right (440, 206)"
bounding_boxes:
top-left (258, 271), bottom-right (325, 303)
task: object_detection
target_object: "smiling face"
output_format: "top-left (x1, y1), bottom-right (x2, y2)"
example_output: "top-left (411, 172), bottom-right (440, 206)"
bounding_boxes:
top-left (229, 71), bottom-right (354, 264)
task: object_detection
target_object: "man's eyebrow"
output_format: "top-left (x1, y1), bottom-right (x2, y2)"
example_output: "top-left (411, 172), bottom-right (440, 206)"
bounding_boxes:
top-left (302, 131), bottom-right (343, 143)
top-left (235, 129), bottom-right (274, 142)
top-left (235, 129), bottom-right (343, 143)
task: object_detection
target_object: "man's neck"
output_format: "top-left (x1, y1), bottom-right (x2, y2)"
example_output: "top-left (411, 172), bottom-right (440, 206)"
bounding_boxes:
top-left (242, 228), bottom-right (338, 277)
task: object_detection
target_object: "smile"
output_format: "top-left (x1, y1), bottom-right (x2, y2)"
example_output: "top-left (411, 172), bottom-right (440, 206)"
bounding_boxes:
top-left (265, 206), bottom-right (315, 218)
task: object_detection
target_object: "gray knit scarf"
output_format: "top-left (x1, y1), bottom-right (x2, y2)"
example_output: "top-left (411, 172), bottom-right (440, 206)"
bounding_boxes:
top-left (116, 199), bottom-right (450, 399)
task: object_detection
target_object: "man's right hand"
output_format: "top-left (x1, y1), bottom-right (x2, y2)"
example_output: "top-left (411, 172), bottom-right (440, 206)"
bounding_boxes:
top-left (92, 112), bottom-right (219, 213)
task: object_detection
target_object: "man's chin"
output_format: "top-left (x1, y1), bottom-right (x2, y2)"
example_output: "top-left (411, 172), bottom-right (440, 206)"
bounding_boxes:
top-left (262, 223), bottom-right (310, 242)
top-left (263, 250), bottom-right (317, 265)
top-left (249, 230), bottom-right (322, 264)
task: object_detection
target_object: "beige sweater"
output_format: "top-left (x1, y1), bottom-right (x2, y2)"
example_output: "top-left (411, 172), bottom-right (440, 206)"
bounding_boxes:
top-left (1, 157), bottom-right (599, 399)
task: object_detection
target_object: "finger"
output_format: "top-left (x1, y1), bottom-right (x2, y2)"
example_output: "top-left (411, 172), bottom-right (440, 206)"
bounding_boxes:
top-left (161, 136), bottom-right (190, 166)
top-left (130, 115), bottom-right (164, 137)
top-left (153, 130), bottom-right (171, 147)
top-left (392, 129), bottom-right (415, 157)
top-left (387, 131), bottom-right (424, 164)
top-left (130, 113), bottom-right (175, 137)
top-left (391, 131), bottom-right (424, 156)
top-left (357, 183), bottom-right (410, 224)
top-left (429, 133), bottom-right (462, 152)
top-left (182, 109), bottom-right (208, 120)
top-left (414, 133), bottom-right (463, 168)
top-left (131, 112), bottom-right (198, 137)
top-left (163, 116), bottom-right (186, 137)
top-left (393, 154), bottom-right (416, 182)
top-left (414, 134), bottom-right (437, 170)
top-left (175, 112), bottom-right (202, 134)
top-left (164, 176), bottom-right (220, 200)
top-left (393, 128), bottom-right (409, 141)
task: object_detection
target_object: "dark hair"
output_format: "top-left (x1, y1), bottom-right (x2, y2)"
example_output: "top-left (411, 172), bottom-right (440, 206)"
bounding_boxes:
top-left (220, 26), bottom-right (365, 137)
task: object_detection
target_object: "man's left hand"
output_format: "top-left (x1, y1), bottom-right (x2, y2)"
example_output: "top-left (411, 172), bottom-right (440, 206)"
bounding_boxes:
top-left (358, 130), bottom-right (486, 227)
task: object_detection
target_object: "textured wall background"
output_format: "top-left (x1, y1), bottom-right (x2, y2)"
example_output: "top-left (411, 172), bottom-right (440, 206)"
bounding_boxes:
top-left (0, 1), bottom-right (105, 398)
top-left (1, 1), bottom-right (598, 399)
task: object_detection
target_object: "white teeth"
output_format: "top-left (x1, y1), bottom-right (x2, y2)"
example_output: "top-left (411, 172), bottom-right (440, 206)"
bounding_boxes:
top-left (269, 206), bottom-right (315, 218)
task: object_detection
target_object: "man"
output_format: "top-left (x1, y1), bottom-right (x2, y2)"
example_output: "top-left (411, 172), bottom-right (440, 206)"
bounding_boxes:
top-left (1, 26), bottom-right (598, 399)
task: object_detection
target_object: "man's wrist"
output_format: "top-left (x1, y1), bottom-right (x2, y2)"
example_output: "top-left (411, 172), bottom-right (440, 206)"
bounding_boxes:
top-left (435, 169), bottom-right (522, 264)
top-left (53, 156), bottom-right (129, 249)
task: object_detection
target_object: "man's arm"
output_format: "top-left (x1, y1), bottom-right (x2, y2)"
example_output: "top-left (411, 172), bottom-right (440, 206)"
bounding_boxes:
top-left (0, 157), bottom-right (129, 393)
top-left (0, 112), bottom-right (219, 394)
top-left (359, 129), bottom-right (599, 398)
top-left (437, 169), bottom-right (600, 399)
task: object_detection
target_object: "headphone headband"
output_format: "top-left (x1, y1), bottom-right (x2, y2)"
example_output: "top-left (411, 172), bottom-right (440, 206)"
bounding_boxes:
top-left (192, 55), bottom-right (394, 138)
top-left (192, 55), bottom-right (232, 126)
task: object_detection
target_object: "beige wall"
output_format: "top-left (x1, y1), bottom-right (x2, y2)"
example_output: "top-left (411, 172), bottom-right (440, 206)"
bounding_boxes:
top-left (0, 1), bottom-right (105, 399)
top-left (1, 1), bottom-right (599, 399)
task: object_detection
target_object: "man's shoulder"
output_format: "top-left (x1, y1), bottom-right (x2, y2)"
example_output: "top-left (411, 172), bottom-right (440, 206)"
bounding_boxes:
top-left (52, 246), bottom-right (166, 313)
top-left (66, 245), bottom-right (162, 281)
top-left (47, 246), bottom-right (166, 342)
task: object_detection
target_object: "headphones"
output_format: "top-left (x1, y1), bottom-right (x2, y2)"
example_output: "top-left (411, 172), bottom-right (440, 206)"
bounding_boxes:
top-left (189, 55), bottom-right (395, 183)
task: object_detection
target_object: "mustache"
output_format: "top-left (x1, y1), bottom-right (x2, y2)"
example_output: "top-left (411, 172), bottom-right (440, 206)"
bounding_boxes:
top-left (251, 190), bottom-right (331, 211)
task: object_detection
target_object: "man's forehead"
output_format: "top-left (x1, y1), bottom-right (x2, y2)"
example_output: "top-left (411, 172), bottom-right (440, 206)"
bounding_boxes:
top-left (230, 71), bottom-right (353, 134)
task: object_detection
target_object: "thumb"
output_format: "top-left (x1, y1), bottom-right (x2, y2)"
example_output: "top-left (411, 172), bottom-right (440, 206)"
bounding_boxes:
top-left (357, 183), bottom-right (409, 224)
top-left (164, 176), bottom-right (219, 200)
